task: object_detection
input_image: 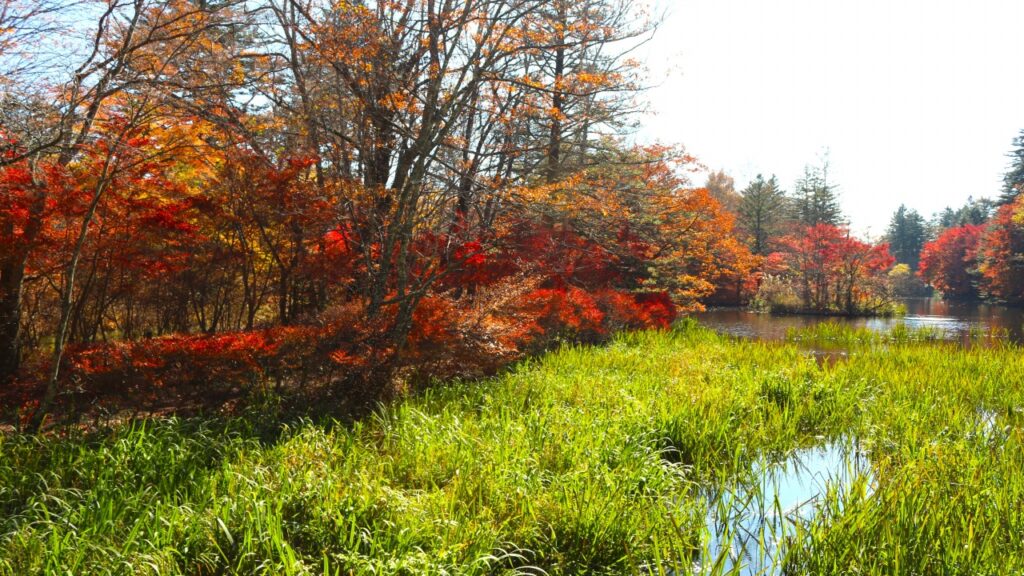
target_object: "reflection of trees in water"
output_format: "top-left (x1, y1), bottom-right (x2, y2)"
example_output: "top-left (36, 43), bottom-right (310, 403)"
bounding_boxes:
top-left (696, 297), bottom-right (1024, 344)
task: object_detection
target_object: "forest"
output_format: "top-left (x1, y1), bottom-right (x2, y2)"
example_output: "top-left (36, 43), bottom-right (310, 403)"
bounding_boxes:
top-left (0, 0), bottom-right (748, 425)
top-left (1, 0), bottom-right (1023, 430)
top-left (1, 0), bottom-right (1023, 428)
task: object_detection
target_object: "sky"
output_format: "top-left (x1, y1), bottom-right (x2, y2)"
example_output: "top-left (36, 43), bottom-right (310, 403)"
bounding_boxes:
top-left (637, 0), bottom-right (1024, 237)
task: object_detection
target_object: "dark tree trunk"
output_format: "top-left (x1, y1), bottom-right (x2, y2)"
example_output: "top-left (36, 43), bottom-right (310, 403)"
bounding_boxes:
top-left (547, 43), bottom-right (565, 184)
top-left (0, 258), bottom-right (26, 383)
top-left (545, 2), bottom-right (567, 185)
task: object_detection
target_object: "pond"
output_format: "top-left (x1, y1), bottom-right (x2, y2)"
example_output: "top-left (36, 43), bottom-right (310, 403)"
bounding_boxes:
top-left (694, 298), bottom-right (1024, 344)
top-left (695, 441), bottom-right (872, 576)
top-left (683, 298), bottom-right (1022, 574)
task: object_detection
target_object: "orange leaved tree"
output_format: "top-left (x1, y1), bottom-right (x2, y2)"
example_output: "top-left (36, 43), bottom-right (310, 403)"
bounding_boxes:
top-left (919, 224), bottom-right (984, 301)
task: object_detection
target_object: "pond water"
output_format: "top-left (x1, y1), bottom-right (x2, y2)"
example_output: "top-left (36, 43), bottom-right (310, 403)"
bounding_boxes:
top-left (695, 441), bottom-right (872, 575)
top-left (679, 299), bottom-right (1021, 573)
top-left (694, 298), bottom-right (1024, 344)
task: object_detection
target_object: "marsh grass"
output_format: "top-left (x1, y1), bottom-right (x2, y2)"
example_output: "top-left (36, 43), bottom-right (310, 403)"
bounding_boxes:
top-left (786, 321), bottom-right (1014, 348)
top-left (1, 322), bottom-right (1022, 574)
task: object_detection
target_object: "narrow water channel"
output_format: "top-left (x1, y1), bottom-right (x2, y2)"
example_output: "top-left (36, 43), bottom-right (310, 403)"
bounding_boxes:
top-left (696, 441), bottom-right (872, 575)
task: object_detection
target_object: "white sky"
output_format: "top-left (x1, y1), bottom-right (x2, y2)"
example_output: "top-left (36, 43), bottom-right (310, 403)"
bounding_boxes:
top-left (637, 0), bottom-right (1024, 237)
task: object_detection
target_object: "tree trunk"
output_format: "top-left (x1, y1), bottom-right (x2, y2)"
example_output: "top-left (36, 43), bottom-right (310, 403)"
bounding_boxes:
top-left (0, 258), bottom-right (26, 383)
top-left (544, 2), bottom-right (569, 183)
top-left (546, 28), bottom-right (566, 185)
top-left (29, 168), bottom-right (114, 430)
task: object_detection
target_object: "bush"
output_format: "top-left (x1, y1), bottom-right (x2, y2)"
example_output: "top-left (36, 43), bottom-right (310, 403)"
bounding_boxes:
top-left (750, 275), bottom-right (803, 312)
top-left (888, 264), bottom-right (931, 297)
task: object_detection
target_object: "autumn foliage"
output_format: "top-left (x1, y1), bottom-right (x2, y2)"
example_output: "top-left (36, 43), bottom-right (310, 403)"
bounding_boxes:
top-left (918, 224), bottom-right (984, 300)
top-left (2, 120), bottom-right (751, 416)
top-left (976, 198), bottom-right (1024, 304)
top-left (914, 192), bottom-right (1024, 305)
top-left (0, 0), bottom-right (890, 425)
top-left (758, 224), bottom-right (896, 315)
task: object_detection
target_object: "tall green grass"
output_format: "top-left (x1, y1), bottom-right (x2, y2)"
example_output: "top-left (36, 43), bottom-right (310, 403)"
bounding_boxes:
top-left (780, 327), bottom-right (1024, 574)
top-left (1, 323), bottom-right (1022, 574)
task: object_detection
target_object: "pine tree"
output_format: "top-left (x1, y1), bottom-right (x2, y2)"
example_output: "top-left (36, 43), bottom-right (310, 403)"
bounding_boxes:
top-left (792, 163), bottom-right (842, 226)
top-left (885, 205), bottom-right (928, 270)
top-left (931, 196), bottom-right (995, 234)
top-left (998, 129), bottom-right (1024, 205)
top-left (738, 174), bottom-right (787, 255)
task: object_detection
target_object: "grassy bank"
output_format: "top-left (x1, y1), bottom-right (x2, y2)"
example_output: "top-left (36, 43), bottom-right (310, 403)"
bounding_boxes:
top-left (2, 323), bottom-right (1023, 575)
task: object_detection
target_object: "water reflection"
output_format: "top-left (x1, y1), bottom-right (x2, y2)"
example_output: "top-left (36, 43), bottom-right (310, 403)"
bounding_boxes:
top-left (698, 441), bottom-right (871, 576)
top-left (694, 298), bottom-right (1024, 344)
top-left (805, 349), bottom-right (848, 368)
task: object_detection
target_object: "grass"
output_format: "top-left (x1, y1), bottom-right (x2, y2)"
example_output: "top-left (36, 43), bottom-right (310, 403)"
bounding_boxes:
top-left (1, 321), bottom-right (1023, 574)
top-left (785, 321), bottom-right (1012, 347)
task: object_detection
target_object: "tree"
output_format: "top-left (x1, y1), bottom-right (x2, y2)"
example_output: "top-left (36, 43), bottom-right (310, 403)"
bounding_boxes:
top-left (885, 205), bottom-right (927, 270)
top-left (791, 161), bottom-right (842, 227)
top-left (705, 169), bottom-right (740, 213)
top-left (932, 196), bottom-right (994, 232)
top-left (999, 129), bottom-right (1024, 205)
top-left (518, 0), bottom-right (655, 184)
top-left (887, 263), bottom-right (930, 297)
top-left (298, 0), bottom-right (553, 355)
top-left (738, 174), bottom-right (786, 255)
top-left (236, 0), bottom-right (663, 359)
top-left (918, 224), bottom-right (983, 300)
top-left (0, 0), bottom-right (70, 164)
top-left (0, 0), bottom-right (239, 417)
top-left (4, 0), bottom-right (775, 427)
top-left (771, 224), bottom-right (893, 314)
top-left (507, 143), bottom-right (750, 313)
top-left (0, 156), bottom-right (64, 381)
top-left (976, 197), bottom-right (1024, 304)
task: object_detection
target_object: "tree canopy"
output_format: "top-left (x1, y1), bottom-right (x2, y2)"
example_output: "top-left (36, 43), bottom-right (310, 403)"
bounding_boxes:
top-left (999, 129), bottom-right (1024, 205)
top-left (737, 174), bottom-right (786, 255)
top-left (886, 205), bottom-right (928, 270)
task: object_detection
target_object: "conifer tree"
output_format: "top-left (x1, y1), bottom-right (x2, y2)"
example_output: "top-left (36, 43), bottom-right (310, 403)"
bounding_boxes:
top-left (885, 205), bottom-right (928, 270)
top-left (999, 129), bottom-right (1024, 205)
top-left (738, 174), bottom-right (786, 255)
top-left (791, 162), bottom-right (842, 226)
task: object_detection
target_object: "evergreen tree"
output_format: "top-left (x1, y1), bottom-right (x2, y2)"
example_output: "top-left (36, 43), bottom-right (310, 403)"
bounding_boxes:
top-left (885, 204), bottom-right (928, 270)
top-left (999, 129), bottom-right (1024, 205)
top-left (738, 174), bottom-right (787, 255)
top-left (931, 196), bottom-right (995, 234)
top-left (791, 162), bottom-right (842, 226)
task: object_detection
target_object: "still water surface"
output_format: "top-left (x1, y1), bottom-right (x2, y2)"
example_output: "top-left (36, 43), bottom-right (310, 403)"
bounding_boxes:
top-left (694, 297), bottom-right (1024, 344)
top-left (699, 442), bottom-right (871, 575)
